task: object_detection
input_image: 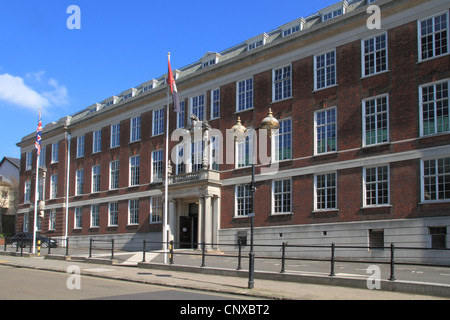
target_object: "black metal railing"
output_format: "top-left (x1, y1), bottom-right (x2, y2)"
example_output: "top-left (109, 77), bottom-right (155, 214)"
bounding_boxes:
top-left (2, 237), bottom-right (449, 282)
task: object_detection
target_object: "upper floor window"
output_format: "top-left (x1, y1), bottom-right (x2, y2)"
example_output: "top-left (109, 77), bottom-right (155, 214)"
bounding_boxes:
top-left (211, 89), bottom-right (220, 119)
top-left (92, 165), bottom-right (101, 193)
top-left (153, 108), bottom-right (164, 136)
top-left (315, 50), bottom-right (336, 90)
top-left (177, 101), bottom-right (186, 129)
top-left (419, 12), bottom-right (449, 61)
top-left (77, 136), bottom-right (85, 158)
top-left (237, 130), bottom-right (255, 168)
top-left (362, 33), bottom-right (388, 77)
top-left (314, 107), bottom-right (337, 155)
top-left (273, 66), bottom-right (292, 101)
top-left (75, 169), bottom-right (84, 196)
top-left (274, 118), bottom-right (292, 161)
top-left (129, 155), bottom-right (140, 186)
top-left (93, 130), bottom-right (102, 153)
top-left (25, 152), bottom-right (32, 171)
top-left (130, 116), bottom-right (141, 142)
top-left (39, 146), bottom-right (46, 167)
top-left (110, 160), bottom-right (119, 190)
top-left (237, 78), bottom-right (253, 112)
top-left (51, 142), bottom-right (59, 163)
top-left (420, 80), bottom-right (449, 136)
top-left (111, 123), bottom-right (120, 148)
top-left (151, 150), bottom-right (164, 183)
top-left (50, 174), bottom-right (58, 199)
top-left (363, 95), bottom-right (389, 146)
top-left (24, 180), bottom-right (31, 203)
top-left (191, 95), bottom-right (205, 121)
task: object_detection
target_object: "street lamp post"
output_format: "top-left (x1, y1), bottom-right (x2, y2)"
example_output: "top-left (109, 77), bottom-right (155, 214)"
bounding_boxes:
top-left (231, 108), bottom-right (279, 289)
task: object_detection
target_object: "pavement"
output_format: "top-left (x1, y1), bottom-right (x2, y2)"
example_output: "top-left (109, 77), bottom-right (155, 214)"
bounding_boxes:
top-left (0, 249), bottom-right (449, 300)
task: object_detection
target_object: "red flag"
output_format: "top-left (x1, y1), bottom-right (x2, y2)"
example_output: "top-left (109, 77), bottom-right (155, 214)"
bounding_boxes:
top-left (167, 55), bottom-right (181, 113)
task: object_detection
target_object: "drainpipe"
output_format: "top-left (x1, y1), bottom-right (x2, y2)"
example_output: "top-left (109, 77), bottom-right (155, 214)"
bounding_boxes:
top-left (64, 118), bottom-right (71, 246)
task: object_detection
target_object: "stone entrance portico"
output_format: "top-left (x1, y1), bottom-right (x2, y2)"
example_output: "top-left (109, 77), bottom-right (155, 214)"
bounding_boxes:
top-left (166, 170), bottom-right (221, 250)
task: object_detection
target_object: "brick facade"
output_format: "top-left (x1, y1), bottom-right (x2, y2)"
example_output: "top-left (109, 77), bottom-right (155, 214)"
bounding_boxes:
top-left (16, 0), bottom-right (449, 257)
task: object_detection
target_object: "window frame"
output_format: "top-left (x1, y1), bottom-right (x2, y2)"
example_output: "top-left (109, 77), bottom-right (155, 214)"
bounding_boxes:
top-left (273, 118), bottom-right (292, 162)
top-left (418, 11), bottom-right (449, 62)
top-left (92, 164), bottom-right (101, 193)
top-left (419, 79), bottom-right (449, 136)
top-left (211, 88), bottom-right (221, 120)
top-left (236, 78), bottom-right (254, 112)
top-left (152, 108), bottom-right (165, 136)
top-left (74, 207), bottom-right (82, 229)
top-left (314, 50), bottom-right (337, 91)
top-left (76, 136), bottom-right (85, 158)
top-left (273, 65), bottom-right (292, 102)
top-left (108, 202), bottom-right (119, 227)
top-left (236, 128), bottom-right (255, 169)
top-left (130, 116), bottom-right (141, 143)
top-left (75, 169), bottom-right (84, 196)
top-left (90, 204), bottom-right (100, 228)
top-left (129, 155), bottom-right (140, 187)
top-left (421, 156), bottom-right (450, 203)
top-left (314, 107), bottom-right (337, 155)
top-left (110, 123), bottom-right (120, 148)
top-left (50, 174), bottom-right (58, 199)
top-left (363, 165), bottom-right (390, 207)
top-left (190, 94), bottom-right (205, 122)
top-left (93, 130), bottom-right (102, 154)
top-left (235, 184), bottom-right (252, 217)
top-left (128, 199), bottom-right (139, 225)
top-left (272, 178), bottom-right (292, 215)
top-left (51, 143), bottom-right (59, 163)
top-left (362, 94), bottom-right (389, 147)
top-left (110, 160), bottom-right (120, 190)
top-left (361, 32), bottom-right (388, 78)
top-left (150, 196), bottom-right (162, 224)
top-left (151, 149), bottom-right (164, 183)
top-left (314, 172), bottom-right (337, 211)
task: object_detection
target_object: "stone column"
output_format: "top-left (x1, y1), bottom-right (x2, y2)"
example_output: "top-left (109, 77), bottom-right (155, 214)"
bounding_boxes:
top-left (203, 194), bottom-right (212, 250)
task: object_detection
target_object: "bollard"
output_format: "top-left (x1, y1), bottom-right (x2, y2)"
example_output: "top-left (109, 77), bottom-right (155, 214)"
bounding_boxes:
top-left (65, 237), bottom-right (69, 256)
top-left (89, 238), bottom-right (93, 258)
top-left (169, 240), bottom-right (174, 264)
top-left (280, 242), bottom-right (286, 273)
top-left (4, 237), bottom-right (6, 251)
top-left (111, 239), bottom-right (115, 260)
top-left (236, 241), bottom-right (242, 270)
top-left (329, 243), bottom-right (335, 277)
top-left (201, 241), bottom-right (206, 267)
top-left (389, 243), bottom-right (396, 281)
top-left (48, 237), bottom-right (51, 255)
top-left (142, 240), bottom-right (146, 262)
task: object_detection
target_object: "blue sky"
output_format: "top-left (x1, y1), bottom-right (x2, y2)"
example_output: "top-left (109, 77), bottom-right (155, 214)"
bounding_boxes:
top-left (0, 0), bottom-right (338, 158)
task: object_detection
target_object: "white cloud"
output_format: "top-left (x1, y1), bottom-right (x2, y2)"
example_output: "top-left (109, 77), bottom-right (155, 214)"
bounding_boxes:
top-left (0, 73), bottom-right (69, 111)
top-left (0, 73), bottom-right (49, 108)
top-left (43, 78), bottom-right (69, 106)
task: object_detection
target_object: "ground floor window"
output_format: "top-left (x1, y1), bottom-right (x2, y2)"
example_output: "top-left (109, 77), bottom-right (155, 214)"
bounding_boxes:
top-left (429, 227), bottom-right (447, 249)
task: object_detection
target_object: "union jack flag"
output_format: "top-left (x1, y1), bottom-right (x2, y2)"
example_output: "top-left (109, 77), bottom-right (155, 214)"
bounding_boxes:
top-left (35, 110), bottom-right (42, 155)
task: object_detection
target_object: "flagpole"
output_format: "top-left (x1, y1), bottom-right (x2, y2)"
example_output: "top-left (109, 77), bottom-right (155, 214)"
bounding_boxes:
top-left (32, 108), bottom-right (41, 255)
top-left (163, 53), bottom-right (171, 264)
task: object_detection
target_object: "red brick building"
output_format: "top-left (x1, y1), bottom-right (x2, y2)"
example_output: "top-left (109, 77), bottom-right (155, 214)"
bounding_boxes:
top-left (17, 0), bottom-right (449, 263)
